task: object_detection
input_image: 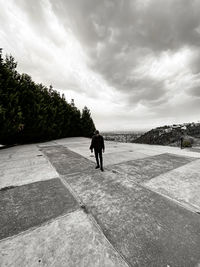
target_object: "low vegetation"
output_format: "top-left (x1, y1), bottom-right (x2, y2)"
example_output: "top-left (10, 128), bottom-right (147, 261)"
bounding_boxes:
top-left (134, 123), bottom-right (200, 147)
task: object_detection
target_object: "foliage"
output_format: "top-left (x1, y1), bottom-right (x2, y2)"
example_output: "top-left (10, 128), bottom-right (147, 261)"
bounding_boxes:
top-left (0, 49), bottom-right (96, 145)
top-left (182, 140), bottom-right (192, 147)
top-left (81, 106), bottom-right (96, 137)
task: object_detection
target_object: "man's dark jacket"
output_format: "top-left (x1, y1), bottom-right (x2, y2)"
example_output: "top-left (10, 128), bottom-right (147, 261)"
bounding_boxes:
top-left (90, 135), bottom-right (105, 151)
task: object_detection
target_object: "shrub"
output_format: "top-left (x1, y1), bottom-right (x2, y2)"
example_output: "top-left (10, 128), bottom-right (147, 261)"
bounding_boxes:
top-left (183, 140), bottom-right (192, 147)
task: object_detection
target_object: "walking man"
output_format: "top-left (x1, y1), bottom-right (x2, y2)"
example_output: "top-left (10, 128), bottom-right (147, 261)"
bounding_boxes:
top-left (90, 130), bottom-right (105, 171)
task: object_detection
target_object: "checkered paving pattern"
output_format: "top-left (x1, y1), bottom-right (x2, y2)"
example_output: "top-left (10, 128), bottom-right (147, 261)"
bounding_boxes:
top-left (1, 138), bottom-right (200, 267)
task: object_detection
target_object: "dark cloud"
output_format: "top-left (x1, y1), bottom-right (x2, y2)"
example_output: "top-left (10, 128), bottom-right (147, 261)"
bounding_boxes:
top-left (18, 0), bottom-right (48, 35)
top-left (49, 0), bottom-right (200, 106)
top-left (125, 78), bottom-right (167, 105)
top-left (188, 87), bottom-right (200, 97)
top-left (1, 0), bottom-right (200, 130)
top-left (50, 0), bottom-right (200, 50)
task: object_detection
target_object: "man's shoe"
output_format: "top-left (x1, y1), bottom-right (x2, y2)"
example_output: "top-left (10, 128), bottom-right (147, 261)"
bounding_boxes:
top-left (100, 167), bottom-right (104, 172)
top-left (95, 165), bottom-right (100, 169)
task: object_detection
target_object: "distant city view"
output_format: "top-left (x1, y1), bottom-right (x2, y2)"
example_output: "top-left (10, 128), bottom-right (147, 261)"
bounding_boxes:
top-left (102, 131), bottom-right (145, 143)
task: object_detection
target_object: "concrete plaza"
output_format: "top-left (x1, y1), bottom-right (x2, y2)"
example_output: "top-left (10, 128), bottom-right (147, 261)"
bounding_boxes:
top-left (0, 137), bottom-right (200, 266)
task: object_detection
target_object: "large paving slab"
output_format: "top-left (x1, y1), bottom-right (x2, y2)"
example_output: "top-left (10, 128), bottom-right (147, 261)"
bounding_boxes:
top-left (65, 141), bottom-right (130, 155)
top-left (55, 137), bottom-right (90, 145)
top-left (107, 153), bottom-right (195, 183)
top-left (1, 137), bottom-right (200, 267)
top-left (59, 137), bottom-right (200, 158)
top-left (0, 178), bottom-right (79, 240)
top-left (63, 170), bottom-right (200, 267)
top-left (59, 138), bottom-right (200, 168)
top-left (0, 156), bottom-right (48, 169)
top-left (0, 210), bottom-right (128, 267)
top-left (0, 145), bottom-right (42, 161)
top-left (145, 159), bottom-right (200, 212)
top-left (0, 144), bottom-right (59, 189)
top-left (41, 145), bottom-right (94, 175)
top-left (64, 140), bottom-right (160, 162)
top-left (92, 151), bottom-right (150, 166)
top-left (127, 142), bottom-right (200, 159)
top-left (0, 160), bottom-right (58, 189)
top-left (63, 140), bottom-right (162, 166)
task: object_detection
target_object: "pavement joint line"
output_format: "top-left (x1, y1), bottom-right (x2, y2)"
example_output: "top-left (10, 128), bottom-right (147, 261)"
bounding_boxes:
top-left (0, 176), bottom-right (60, 190)
top-left (45, 144), bottom-right (199, 215)
top-left (113, 152), bottom-right (198, 169)
top-left (0, 185), bottom-right (18, 192)
top-left (38, 147), bottom-right (60, 177)
top-left (60, 175), bottom-right (131, 267)
top-left (58, 145), bottom-right (96, 163)
top-left (58, 166), bottom-right (131, 266)
top-left (0, 209), bottom-right (82, 244)
top-left (136, 147), bottom-right (200, 158)
top-left (107, 153), bottom-right (165, 168)
top-left (63, 171), bottom-right (86, 177)
top-left (34, 142), bottom-right (200, 264)
top-left (112, 168), bottom-right (200, 215)
top-left (142, 183), bottom-right (200, 214)
top-left (59, 175), bottom-right (84, 207)
top-left (0, 160), bottom-right (51, 169)
top-left (36, 141), bottom-right (58, 147)
top-left (40, 144), bottom-right (95, 166)
top-left (93, 149), bottom-right (145, 156)
top-left (87, 213), bottom-right (131, 267)
top-left (110, 155), bottom-right (198, 179)
top-left (0, 157), bottom-right (46, 164)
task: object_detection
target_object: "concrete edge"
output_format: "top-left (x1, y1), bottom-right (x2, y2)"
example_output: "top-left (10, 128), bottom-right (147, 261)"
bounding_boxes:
top-left (0, 209), bottom-right (82, 244)
top-left (87, 213), bottom-right (131, 267)
top-left (58, 172), bottom-right (131, 267)
top-left (112, 169), bottom-right (200, 215)
top-left (143, 183), bottom-right (200, 214)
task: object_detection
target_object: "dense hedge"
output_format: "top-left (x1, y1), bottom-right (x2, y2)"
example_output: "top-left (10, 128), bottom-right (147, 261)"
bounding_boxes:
top-left (0, 49), bottom-right (96, 145)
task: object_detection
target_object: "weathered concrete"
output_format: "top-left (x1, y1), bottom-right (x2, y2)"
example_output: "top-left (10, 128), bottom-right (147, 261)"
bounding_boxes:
top-left (63, 169), bottom-right (200, 267)
top-left (55, 137), bottom-right (89, 145)
top-left (0, 144), bottom-right (59, 189)
top-left (41, 145), bottom-right (94, 175)
top-left (0, 210), bottom-right (129, 267)
top-left (0, 178), bottom-right (79, 240)
top-left (1, 137), bottom-right (200, 267)
top-left (0, 161), bottom-right (58, 189)
top-left (0, 156), bottom-right (47, 169)
top-left (107, 153), bottom-right (195, 183)
top-left (0, 145), bottom-right (42, 161)
top-left (64, 141), bottom-right (160, 164)
top-left (63, 137), bottom-right (200, 160)
top-left (92, 151), bottom-right (150, 166)
top-left (145, 159), bottom-right (200, 211)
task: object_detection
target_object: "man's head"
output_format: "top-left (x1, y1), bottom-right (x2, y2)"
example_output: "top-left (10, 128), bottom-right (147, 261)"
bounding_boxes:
top-left (94, 130), bottom-right (99, 135)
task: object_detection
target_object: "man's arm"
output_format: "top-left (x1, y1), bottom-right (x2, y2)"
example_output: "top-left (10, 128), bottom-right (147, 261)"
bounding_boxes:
top-left (102, 136), bottom-right (105, 152)
top-left (89, 136), bottom-right (94, 152)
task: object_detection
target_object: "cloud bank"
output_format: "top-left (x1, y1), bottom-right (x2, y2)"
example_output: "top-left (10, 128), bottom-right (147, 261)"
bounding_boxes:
top-left (1, 0), bottom-right (200, 130)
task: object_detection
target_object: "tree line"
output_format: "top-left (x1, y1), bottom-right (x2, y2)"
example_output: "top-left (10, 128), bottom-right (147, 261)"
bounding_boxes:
top-left (0, 49), bottom-right (96, 145)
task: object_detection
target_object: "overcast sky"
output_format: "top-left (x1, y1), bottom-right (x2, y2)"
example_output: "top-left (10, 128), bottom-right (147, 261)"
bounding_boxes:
top-left (1, 0), bottom-right (200, 131)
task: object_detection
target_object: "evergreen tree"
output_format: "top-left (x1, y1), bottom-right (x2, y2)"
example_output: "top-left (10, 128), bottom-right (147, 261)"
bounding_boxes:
top-left (0, 50), bottom-right (96, 145)
top-left (81, 106), bottom-right (96, 137)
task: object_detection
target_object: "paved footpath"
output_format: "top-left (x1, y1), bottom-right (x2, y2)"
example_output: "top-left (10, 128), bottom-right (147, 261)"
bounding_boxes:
top-left (0, 137), bottom-right (200, 267)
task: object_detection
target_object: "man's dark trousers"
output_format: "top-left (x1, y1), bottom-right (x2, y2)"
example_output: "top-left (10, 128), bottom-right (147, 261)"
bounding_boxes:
top-left (94, 149), bottom-right (103, 168)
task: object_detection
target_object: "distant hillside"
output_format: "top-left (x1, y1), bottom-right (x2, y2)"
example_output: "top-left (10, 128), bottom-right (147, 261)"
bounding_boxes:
top-left (102, 131), bottom-right (144, 143)
top-left (134, 122), bottom-right (200, 147)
